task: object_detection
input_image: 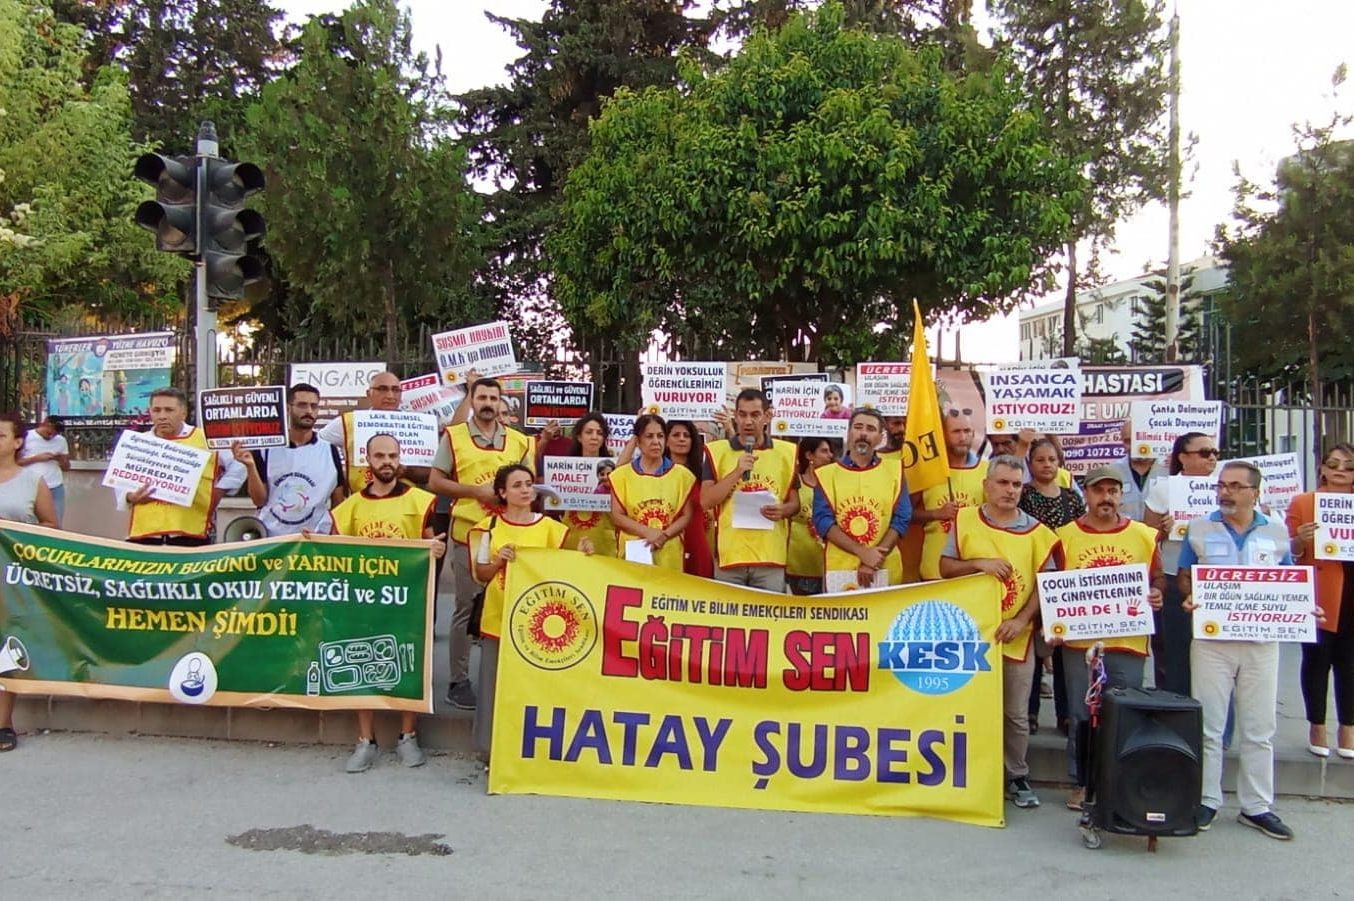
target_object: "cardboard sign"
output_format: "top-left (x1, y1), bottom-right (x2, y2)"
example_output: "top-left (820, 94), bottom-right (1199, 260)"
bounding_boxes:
top-left (980, 364), bottom-right (1081, 434)
top-left (103, 430), bottom-right (213, 508)
top-left (603, 413), bottom-right (635, 456)
top-left (287, 361), bottom-right (385, 425)
top-left (1190, 565), bottom-right (1317, 642)
top-left (432, 320), bottom-right (517, 385)
top-left (1038, 564), bottom-right (1154, 642)
top-left (350, 410), bottom-right (440, 467)
top-left (399, 373), bottom-right (465, 427)
top-left (1167, 474), bottom-right (1218, 540)
top-left (1228, 452), bottom-right (1303, 515)
top-left (1315, 492), bottom-right (1354, 561)
top-left (541, 456), bottom-right (614, 512)
top-left (770, 379), bottom-right (853, 438)
top-left (526, 381), bottom-right (595, 427)
top-left (1129, 400), bottom-right (1223, 463)
top-left (761, 372), bottom-right (827, 409)
top-left (198, 386), bottom-right (287, 450)
top-left (1060, 421), bottom-right (1127, 478)
top-left (641, 362), bottom-right (729, 420)
top-left (855, 363), bottom-right (916, 416)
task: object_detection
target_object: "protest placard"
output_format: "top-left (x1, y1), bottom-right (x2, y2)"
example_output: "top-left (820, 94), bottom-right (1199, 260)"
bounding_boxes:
top-left (1315, 491), bottom-right (1354, 561)
top-left (350, 410), bottom-right (440, 466)
top-left (45, 332), bottom-right (176, 426)
top-left (603, 413), bottom-right (635, 455)
top-left (1167, 474), bottom-right (1218, 539)
top-left (1037, 564), bottom-right (1153, 642)
top-left (431, 320), bottom-right (517, 385)
top-left (526, 381), bottom-right (594, 427)
top-left (287, 361), bottom-right (385, 424)
top-left (1190, 565), bottom-right (1317, 642)
top-left (541, 456), bottom-right (614, 512)
top-left (769, 379), bottom-right (853, 438)
top-left (980, 363), bottom-right (1081, 434)
top-left (761, 372), bottom-right (826, 408)
top-left (1080, 364), bottom-right (1206, 424)
top-left (399, 373), bottom-right (464, 426)
top-left (641, 362), bottom-right (728, 420)
top-left (855, 363), bottom-right (919, 416)
top-left (1129, 400), bottom-right (1223, 462)
top-left (198, 386), bottom-right (287, 450)
top-left (1059, 421), bottom-right (1127, 477)
top-left (1227, 452), bottom-right (1303, 515)
top-left (103, 430), bottom-right (213, 507)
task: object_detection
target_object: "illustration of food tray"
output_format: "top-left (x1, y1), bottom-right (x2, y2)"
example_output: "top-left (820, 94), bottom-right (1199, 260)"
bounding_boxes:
top-left (318, 634), bottom-right (402, 693)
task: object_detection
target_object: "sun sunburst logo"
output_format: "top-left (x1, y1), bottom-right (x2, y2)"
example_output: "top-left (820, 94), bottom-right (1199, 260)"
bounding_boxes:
top-left (1136, 443), bottom-right (1152, 457)
top-left (775, 420), bottom-right (789, 433)
top-left (1323, 542), bottom-right (1340, 557)
top-left (999, 569), bottom-right (1027, 613)
top-left (1051, 622), bottom-right (1067, 637)
top-left (991, 417), bottom-right (1007, 431)
top-left (1082, 545), bottom-right (1131, 568)
top-left (568, 510), bottom-right (602, 530)
top-left (1202, 620), bottom-right (1220, 637)
top-left (839, 501), bottom-right (881, 545)
top-left (508, 581), bottom-right (597, 671)
top-left (645, 404), bottom-right (660, 414)
top-left (632, 498), bottom-right (674, 532)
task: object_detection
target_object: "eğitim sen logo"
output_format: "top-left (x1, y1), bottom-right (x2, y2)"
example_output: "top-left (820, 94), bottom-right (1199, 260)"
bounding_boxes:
top-left (879, 599), bottom-right (991, 696)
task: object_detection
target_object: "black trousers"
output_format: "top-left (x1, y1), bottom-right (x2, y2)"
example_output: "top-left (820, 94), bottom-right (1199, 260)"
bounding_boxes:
top-left (128, 535), bottom-right (209, 547)
top-left (1301, 578), bottom-right (1354, 726)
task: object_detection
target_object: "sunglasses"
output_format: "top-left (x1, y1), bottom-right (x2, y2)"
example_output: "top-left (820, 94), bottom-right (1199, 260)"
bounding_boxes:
top-left (1183, 448), bottom-right (1220, 458)
top-left (1323, 459), bottom-right (1354, 471)
top-left (945, 408), bottom-right (974, 418)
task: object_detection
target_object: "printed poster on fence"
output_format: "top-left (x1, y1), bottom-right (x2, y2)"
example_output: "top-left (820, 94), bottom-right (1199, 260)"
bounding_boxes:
top-left (770, 380), bottom-right (853, 438)
top-left (350, 410), bottom-right (440, 467)
top-left (102, 430), bottom-right (212, 508)
top-left (526, 381), bottom-right (595, 428)
top-left (541, 456), bottom-right (613, 513)
top-left (642, 362), bottom-right (728, 420)
top-left (491, 551), bottom-right (1006, 825)
top-left (1315, 492), bottom-right (1354, 561)
top-left (0, 524), bottom-right (434, 711)
top-left (432, 320), bottom-right (517, 386)
top-left (855, 363), bottom-right (918, 416)
top-left (979, 364), bottom-right (1081, 434)
top-left (400, 373), bottom-right (465, 426)
top-left (1037, 564), bottom-right (1153, 642)
top-left (1167, 474), bottom-right (1219, 539)
top-left (1129, 400), bottom-right (1223, 463)
top-left (199, 386), bottom-right (287, 450)
top-left (1060, 421), bottom-right (1127, 477)
top-left (45, 332), bottom-right (176, 426)
top-left (1190, 565), bottom-right (1317, 642)
top-left (288, 361), bottom-right (385, 425)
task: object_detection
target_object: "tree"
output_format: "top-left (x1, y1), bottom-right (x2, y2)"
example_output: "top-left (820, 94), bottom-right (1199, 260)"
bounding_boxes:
top-left (549, 2), bottom-right (1082, 372)
top-left (1129, 271), bottom-right (1205, 363)
top-left (989, 0), bottom-right (1170, 357)
top-left (0, 0), bottom-right (187, 326)
top-left (1216, 68), bottom-right (1354, 451)
top-left (242, 0), bottom-right (486, 359)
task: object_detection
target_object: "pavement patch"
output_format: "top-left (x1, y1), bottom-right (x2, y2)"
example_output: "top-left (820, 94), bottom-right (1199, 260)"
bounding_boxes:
top-left (226, 825), bottom-right (453, 857)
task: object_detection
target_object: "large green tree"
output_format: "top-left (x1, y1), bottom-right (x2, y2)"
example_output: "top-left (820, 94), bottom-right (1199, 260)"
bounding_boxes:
top-left (550, 2), bottom-right (1082, 377)
top-left (989, 0), bottom-right (1170, 356)
top-left (1128, 271), bottom-right (1205, 363)
top-left (242, 0), bottom-right (485, 359)
top-left (0, 0), bottom-right (186, 327)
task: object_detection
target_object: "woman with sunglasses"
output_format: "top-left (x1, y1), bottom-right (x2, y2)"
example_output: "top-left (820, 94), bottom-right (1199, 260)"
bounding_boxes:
top-left (1287, 443), bottom-right (1354, 758)
top-left (1144, 431), bottom-right (1219, 695)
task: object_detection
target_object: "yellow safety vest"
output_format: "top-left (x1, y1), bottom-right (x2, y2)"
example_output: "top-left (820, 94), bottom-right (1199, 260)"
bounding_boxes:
top-left (468, 514), bottom-right (570, 639)
top-left (128, 427), bottom-right (219, 540)
top-left (786, 483), bottom-right (824, 579)
top-left (609, 461), bottom-right (696, 571)
top-left (706, 438), bottom-right (797, 569)
top-left (331, 483), bottom-right (435, 540)
top-left (563, 509), bottom-right (617, 558)
top-left (1055, 517), bottom-right (1160, 655)
top-left (815, 457), bottom-right (906, 584)
top-left (953, 505), bottom-right (1060, 661)
top-left (920, 459), bottom-right (987, 580)
top-left (446, 422), bottom-right (534, 544)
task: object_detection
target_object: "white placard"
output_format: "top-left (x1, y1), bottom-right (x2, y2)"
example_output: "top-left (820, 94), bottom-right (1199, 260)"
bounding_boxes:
top-left (1315, 491), bottom-right (1354, 561)
top-left (431, 320), bottom-right (517, 386)
top-left (103, 430), bottom-right (212, 508)
top-left (761, 372), bottom-right (827, 408)
top-left (769, 379), bottom-right (852, 438)
top-left (542, 456), bottom-right (614, 512)
top-left (350, 410), bottom-right (440, 466)
top-left (980, 364), bottom-right (1081, 434)
top-left (1167, 474), bottom-right (1218, 539)
top-left (1227, 452), bottom-right (1304, 515)
top-left (825, 569), bottom-right (893, 593)
top-left (1190, 565), bottom-right (1317, 642)
top-left (1129, 400), bottom-right (1224, 463)
top-left (624, 539), bottom-right (654, 565)
top-left (287, 361), bottom-right (385, 425)
top-left (855, 363), bottom-right (918, 416)
top-left (400, 373), bottom-right (464, 426)
top-left (731, 489), bottom-right (778, 530)
top-left (603, 413), bottom-right (634, 455)
top-left (641, 362), bottom-right (729, 420)
top-left (1037, 564), bottom-right (1154, 642)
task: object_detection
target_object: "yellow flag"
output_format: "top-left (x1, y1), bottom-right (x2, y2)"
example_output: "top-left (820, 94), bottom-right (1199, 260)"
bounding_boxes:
top-left (903, 300), bottom-right (951, 493)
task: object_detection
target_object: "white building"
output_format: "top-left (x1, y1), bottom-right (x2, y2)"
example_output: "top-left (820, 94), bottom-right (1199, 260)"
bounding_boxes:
top-left (1017, 257), bottom-right (1229, 361)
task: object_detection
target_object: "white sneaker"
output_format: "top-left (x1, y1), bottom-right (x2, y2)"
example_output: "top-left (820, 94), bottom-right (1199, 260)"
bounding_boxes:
top-left (396, 733), bottom-right (426, 768)
top-left (345, 739), bottom-right (378, 773)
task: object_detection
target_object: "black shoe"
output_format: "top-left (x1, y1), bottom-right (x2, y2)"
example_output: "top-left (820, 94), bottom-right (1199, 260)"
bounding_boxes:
top-left (1196, 805), bottom-right (1217, 831)
top-left (1238, 811), bottom-right (1294, 840)
top-left (445, 680), bottom-right (476, 710)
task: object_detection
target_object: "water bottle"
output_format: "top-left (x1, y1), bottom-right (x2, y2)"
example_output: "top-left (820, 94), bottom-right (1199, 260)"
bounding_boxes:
top-left (306, 661), bottom-right (320, 696)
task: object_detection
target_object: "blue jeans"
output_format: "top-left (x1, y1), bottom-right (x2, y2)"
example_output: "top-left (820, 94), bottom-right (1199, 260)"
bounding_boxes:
top-left (49, 484), bottom-right (65, 526)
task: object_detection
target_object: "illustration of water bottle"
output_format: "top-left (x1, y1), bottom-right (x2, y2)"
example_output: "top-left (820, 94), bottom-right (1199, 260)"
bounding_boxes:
top-left (306, 661), bottom-right (320, 696)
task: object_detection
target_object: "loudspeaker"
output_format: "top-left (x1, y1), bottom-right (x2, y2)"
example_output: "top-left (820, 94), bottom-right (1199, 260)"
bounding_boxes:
top-left (0, 635), bottom-right (30, 674)
top-left (222, 515), bottom-right (267, 543)
top-left (1090, 687), bottom-right (1202, 836)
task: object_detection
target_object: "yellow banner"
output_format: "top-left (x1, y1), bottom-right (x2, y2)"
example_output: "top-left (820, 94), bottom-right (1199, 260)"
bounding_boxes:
top-left (490, 551), bottom-right (1006, 826)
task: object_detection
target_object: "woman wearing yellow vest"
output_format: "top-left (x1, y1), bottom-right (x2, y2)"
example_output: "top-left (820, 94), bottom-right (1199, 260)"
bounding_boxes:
top-left (557, 413), bottom-right (617, 557)
top-left (469, 464), bottom-right (594, 757)
top-left (787, 436), bottom-right (835, 595)
top-left (610, 414), bottom-right (696, 570)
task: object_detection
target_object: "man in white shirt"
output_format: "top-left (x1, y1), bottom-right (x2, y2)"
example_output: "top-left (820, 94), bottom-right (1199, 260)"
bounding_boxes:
top-left (19, 416), bottom-right (70, 524)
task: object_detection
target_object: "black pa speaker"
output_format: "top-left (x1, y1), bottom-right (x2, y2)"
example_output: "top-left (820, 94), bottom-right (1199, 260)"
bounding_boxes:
top-left (1090, 687), bottom-right (1202, 836)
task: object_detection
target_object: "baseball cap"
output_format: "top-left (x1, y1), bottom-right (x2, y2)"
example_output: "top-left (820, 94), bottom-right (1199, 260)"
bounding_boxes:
top-left (1083, 465), bottom-right (1123, 487)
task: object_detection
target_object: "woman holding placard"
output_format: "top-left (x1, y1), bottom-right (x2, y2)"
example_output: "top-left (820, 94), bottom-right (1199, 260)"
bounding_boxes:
top-left (1287, 442), bottom-right (1354, 758)
top-left (787, 437), bottom-right (835, 595)
top-left (610, 414), bottom-right (695, 571)
top-left (559, 413), bottom-right (617, 558)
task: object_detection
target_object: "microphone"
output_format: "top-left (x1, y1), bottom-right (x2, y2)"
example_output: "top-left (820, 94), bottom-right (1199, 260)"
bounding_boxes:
top-left (741, 436), bottom-right (755, 481)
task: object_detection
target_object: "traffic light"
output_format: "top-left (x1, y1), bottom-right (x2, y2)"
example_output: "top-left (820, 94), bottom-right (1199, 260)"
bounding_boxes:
top-left (200, 159), bottom-right (267, 300)
top-left (133, 153), bottom-right (198, 254)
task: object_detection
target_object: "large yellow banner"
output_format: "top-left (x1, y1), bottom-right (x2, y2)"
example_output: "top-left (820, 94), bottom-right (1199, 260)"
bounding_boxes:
top-left (490, 551), bottom-right (1006, 826)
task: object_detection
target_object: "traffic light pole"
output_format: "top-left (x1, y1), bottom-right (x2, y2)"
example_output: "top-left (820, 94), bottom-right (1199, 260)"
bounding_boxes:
top-left (194, 123), bottom-right (218, 394)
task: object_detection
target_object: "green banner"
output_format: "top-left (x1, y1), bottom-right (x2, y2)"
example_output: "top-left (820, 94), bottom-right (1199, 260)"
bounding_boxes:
top-left (0, 524), bottom-right (434, 711)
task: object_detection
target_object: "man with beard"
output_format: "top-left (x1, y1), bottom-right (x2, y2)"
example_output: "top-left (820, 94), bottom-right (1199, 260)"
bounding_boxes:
top-left (812, 409), bottom-right (911, 589)
top-left (331, 432), bottom-right (445, 773)
top-left (939, 455), bottom-right (1060, 810)
top-left (1054, 466), bottom-right (1165, 810)
top-left (428, 377), bottom-right (534, 710)
top-left (915, 409), bottom-right (986, 580)
top-left (235, 383), bottom-right (345, 536)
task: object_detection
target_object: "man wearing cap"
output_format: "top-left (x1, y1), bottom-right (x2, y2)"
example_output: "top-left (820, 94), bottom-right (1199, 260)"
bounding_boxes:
top-left (1054, 465), bottom-right (1165, 810)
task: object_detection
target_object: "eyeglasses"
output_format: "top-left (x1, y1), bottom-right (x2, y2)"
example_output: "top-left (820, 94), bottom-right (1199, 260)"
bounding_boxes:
top-left (945, 408), bottom-right (973, 418)
top-left (1183, 448), bottom-right (1220, 458)
top-left (1323, 459), bottom-right (1354, 471)
top-left (1214, 481), bottom-right (1257, 493)
top-left (370, 385), bottom-right (402, 393)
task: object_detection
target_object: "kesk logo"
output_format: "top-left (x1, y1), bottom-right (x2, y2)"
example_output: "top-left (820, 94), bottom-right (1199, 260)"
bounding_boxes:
top-left (509, 581), bottom-right (598, 670)
top-left (878, 599), bottom-right (991, 696)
